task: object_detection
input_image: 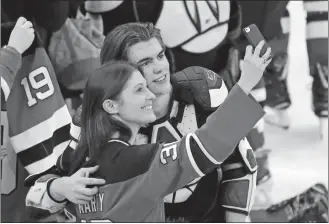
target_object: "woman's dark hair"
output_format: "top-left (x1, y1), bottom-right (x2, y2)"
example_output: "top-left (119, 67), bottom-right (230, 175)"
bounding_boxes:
top-left (69, 60), bottom-right (139, 175)
top-left (100, 22), bottom-right (166, 65)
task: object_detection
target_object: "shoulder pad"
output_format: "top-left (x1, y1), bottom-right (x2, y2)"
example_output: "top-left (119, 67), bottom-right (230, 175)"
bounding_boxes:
top-left (171, 66), bottom-right (229, 110)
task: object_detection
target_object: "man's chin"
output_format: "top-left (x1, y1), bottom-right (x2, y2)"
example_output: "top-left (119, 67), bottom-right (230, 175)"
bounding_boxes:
top-left (152, 83), bottom-right (172, 96)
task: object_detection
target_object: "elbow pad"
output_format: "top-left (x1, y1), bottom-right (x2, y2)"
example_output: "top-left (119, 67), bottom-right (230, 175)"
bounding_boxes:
top-left (26, 174), bottom-right (67, 220)
top-left (220, 139), bottom-right (258, 215)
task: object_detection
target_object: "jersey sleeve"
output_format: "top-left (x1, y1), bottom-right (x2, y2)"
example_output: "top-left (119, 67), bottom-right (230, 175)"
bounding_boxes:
top-left (111, 84), bottom-right (264, 207)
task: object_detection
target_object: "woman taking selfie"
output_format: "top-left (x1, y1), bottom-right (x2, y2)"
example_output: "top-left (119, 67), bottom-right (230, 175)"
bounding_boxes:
top-left (60, 40), bottom-right (270, 222)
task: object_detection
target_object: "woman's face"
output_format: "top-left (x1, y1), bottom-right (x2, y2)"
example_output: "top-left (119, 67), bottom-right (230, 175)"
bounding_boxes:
top-left (114, 70), bottom-right (156, 126)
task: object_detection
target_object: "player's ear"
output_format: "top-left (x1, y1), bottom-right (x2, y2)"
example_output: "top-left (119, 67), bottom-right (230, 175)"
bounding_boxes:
top-left (103, 99), bottom-right (118, 115)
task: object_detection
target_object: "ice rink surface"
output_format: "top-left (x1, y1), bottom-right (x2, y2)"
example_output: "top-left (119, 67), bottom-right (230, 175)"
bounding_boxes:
top-left (263, 1), bottom-right (328, 204)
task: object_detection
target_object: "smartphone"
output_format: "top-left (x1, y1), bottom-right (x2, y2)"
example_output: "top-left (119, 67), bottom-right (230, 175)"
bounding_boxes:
top-left (242, 24), bottom-right (272, 59)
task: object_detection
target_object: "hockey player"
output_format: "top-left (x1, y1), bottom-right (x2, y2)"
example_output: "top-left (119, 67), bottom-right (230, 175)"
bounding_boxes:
top-left (25, 37), bottom-right (272, 222)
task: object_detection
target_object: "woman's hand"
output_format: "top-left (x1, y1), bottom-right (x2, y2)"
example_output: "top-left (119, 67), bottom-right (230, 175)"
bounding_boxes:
top-left (49, 165), bottom-right (106, 204)
top-left (7, 17), bottom-right (35, 54)
top-left (238, 40), bottom-right (272, 95)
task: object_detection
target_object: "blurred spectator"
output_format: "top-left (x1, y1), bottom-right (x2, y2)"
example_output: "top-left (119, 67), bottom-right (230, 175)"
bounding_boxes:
top-left (237, 0), bottom-right (328, 136)
top-left (47, 6), bottom-right (104, 115)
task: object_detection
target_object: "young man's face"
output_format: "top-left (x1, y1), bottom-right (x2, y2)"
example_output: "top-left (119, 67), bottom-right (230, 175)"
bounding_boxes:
top-left (126, 37), bottom-right (171, 96)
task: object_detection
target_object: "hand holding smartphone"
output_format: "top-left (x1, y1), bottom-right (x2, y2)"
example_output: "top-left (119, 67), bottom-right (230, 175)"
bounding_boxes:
top-left (242, 24), bottom-right (272, 60)
top-left (237, 24), bottom-right (273, 95)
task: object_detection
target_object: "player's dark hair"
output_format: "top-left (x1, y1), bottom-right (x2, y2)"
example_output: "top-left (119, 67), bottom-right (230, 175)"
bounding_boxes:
top-left (100, 22), bottom-right (166, 64)
top-left (69, 61), bottom-right (138, 174)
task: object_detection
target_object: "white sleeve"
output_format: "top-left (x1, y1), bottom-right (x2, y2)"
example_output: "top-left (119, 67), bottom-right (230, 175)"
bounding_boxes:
top-left (26, 174), bottom-right (67, 216)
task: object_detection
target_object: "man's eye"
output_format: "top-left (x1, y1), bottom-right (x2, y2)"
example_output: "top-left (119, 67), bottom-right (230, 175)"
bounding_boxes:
top-left (158, 53), bottom-right (165, 59)
top-left (141, 61), bottom-right (150, 67)
top-left (137, 87), bottom-right (143, 92)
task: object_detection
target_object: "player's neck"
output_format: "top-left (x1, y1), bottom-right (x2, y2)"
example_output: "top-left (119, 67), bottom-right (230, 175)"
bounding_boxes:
top-left (153, 87), bottom-right (173, 120)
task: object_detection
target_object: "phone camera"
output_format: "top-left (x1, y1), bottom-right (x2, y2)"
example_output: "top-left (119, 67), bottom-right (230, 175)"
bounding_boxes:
top-left (245, 27), bottom-right (250, 33)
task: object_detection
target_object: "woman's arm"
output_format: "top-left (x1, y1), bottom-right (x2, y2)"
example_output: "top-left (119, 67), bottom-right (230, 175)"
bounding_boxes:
top-left (137, 62), bottom-right (267, 200)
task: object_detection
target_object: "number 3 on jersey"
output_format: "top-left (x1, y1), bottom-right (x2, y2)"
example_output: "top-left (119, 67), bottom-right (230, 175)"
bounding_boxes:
top-left (160, 143), bottom-right (178, 164)
top-left (21, 66), bottom-right (54, 107)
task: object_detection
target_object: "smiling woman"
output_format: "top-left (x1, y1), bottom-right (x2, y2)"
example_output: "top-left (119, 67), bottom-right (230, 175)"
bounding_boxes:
top-left (70, 60), bottom-right (156, 173)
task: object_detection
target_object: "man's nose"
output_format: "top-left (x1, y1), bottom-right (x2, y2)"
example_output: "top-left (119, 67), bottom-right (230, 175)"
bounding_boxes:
top-left (153, 61), bottom-right (164, 74)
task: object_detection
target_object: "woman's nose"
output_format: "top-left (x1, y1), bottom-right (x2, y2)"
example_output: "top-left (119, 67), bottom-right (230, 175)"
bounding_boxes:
top-left (146, 89), bottom-right (156, 100)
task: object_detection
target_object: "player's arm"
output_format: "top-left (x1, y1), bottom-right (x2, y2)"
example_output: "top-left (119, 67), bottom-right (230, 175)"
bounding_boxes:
top-left (25, 152), bottom-right (73, 221)
top-left (25, 165), bottom-right (105, 220)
